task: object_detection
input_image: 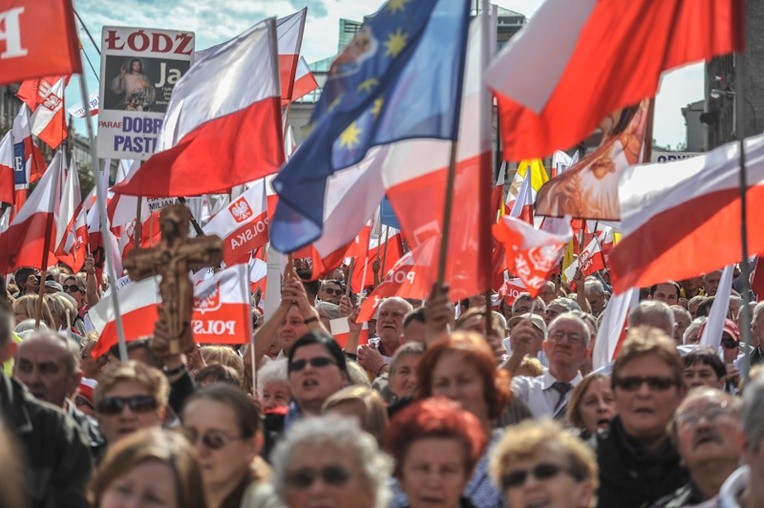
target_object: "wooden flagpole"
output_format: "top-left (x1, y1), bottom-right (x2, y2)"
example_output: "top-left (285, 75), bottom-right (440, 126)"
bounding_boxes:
top-left (437, 141), bottom-right (460, 284)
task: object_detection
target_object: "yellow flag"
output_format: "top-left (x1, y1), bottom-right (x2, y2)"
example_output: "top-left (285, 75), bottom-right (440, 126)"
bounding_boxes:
top-left (516, 158), bottom-right (549, 193)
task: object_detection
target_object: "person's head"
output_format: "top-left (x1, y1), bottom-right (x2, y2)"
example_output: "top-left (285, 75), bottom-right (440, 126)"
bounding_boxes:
top-left (384, 398), bottom-right (487, 508)
top-left (416, 330), bottom-right (510, 424)
top-left (682, 348), bottom-right (726, 390)
top-left (740, 372), bottom-right (764, 478)
top-left (455, 306), bottom-right (506, 361)
top-left (584, 278), bottom-right (607, 315)
top-left (490, 419), bottom-right (598, 508)
top-left (129, 58), bottom-right (143, 73)
top-left (508, 312), bottom-right (547, 358)
top-left (62, 274), bottom-right (87, 308)
top-left (703, 270), bottom-right (722, 296)
top-left (272, 415), bottom-right (393, 508)
top-left (322, 385), bottom-right (389, 443)
top-left (257, 358), bottom-right (291, 412)
top-left (12, 294), bottom-right (54, 328)
top-left (687, 295), bottom-right (707, 318)
top-left (94, 360), bottom-right (169, 443)
top-left (538, 281), bottom-right (557, 305)
top-left (13, 332), bottom-right (81, 408)
top-left (376, 297), bottom-right (413, 351)
top-left (194, 364), bottom-right (242, 389)
top-left (512, 293), bottom-right (546, 317)
top-left (0, 307), bottom-right (14, 363)
top-left (88, 428), bottom-right (205, 508)
top-left (44, 292), bottom-right (78, 330)
top-left (402, 308), bottom-right (426, 343)
top-left (669, 388), bottom-right (741, 477)
top-left (544, 314), bottom-right (590, 380)
top-left (277, 304), bottom-right (309, 355)
top-left (566, 374), bottom-right (615, 437)
top-left (388, 341), bottom-right (425, 400)
top-left (545, 297), bottom-right (580, 325)
top-left (288, 331), bottom-right (349, 415)
top-left (318, 279), bottom-right (344, 305)
top-left (683, 317), bottom-right (706, 345)
top-left (611, 327), bottom-right (686, 446)
top-left (627, 300), bottom-right (675, 336)
top-left (671, 305), bottom-right (691, 344)
top-left (181, 384), bottom-right (265, 503)
top-left (105, 338), bottom-right (164, 370)
top-left (728, 295), bottom-right (744, 321)
top-left (199, 345), bottom-right (244, 379)
top-left (648, 281), bottom-right (680, 306)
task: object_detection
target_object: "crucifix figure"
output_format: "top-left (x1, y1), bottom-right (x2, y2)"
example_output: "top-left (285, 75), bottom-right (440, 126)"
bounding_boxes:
top-left (124, 204), bottom-right (223, 354)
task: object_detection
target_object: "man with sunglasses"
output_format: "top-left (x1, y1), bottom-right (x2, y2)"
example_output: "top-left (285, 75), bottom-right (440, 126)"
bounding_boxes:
top-left (0, 307), bottom-right (93, 507)
top-left (94, 360), bottom-right (169, 445)
top-left (592, 327), bottom-right (688, 508)
top-left (318, 279), bottom-right (344, 306)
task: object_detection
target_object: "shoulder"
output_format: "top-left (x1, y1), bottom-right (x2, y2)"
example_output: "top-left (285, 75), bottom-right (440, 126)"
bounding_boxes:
top-left (241, 481), bottom-right (283, 508)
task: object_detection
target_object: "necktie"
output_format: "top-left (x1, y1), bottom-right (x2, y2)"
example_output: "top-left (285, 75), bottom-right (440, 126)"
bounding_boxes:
top-left (551, 381), bottom-right (572, 419)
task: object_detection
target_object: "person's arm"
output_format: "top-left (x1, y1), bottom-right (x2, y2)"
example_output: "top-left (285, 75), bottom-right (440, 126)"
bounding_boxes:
top-left (149, 319), bottom-right (195, 414)
top-left (84, 254), bottom-right (100, 307)
top-left (341, 300), bottom-right (362, 356)
top-left (252, 301), bottom-right (289, 366)
top-left (425, 283), bottom-right (453, 347)
top-left (573, 269), bottom-right (591, 314)
top-left (282, 276), bottom-right (327, 335)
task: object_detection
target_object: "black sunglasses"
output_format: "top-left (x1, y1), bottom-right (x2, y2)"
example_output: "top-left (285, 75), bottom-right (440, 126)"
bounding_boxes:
top-left (501, 463), bottom-right (582, 489)
top-left (613, 376), bottom-right (676, 392)
top-left (721, 337), bottom-right (738, 349)
top-left (74, 395), bottom-right (93, 410)
top-left (286, 465), bottom-right (350, 489)
top-left (289, 357), bottom-right (337, 373)
top-left (63, 284), bottom-right (82, 293)
top-left (183, 429), bottom-right (242, 450)
top-left (96, 395), bottom-right (158, 415)
top-left (323, 287), bottom-right (344, 296)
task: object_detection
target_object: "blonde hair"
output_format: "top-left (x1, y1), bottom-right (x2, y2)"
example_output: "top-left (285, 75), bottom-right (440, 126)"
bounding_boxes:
top-left (94, 360), bottom-right (169, 407)
top-left (322, 385), bottom-right (389, 443)
top-left (200, 345), bottom-right (244, 379)
top-left (13, 294), bottom-right (54, 328)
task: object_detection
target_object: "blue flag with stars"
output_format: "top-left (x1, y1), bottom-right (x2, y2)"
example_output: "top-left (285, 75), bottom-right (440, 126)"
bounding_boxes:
top-left (271, 0), bottom-right (471, 253)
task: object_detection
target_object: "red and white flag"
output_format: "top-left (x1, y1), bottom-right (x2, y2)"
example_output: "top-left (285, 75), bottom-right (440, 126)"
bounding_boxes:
top-left (0, 151), bottom-right (64, 273)
top-left (484, 0), bottom-right (744, 159)
top-left (330, 318), bottom-right (369, 349)
top-left (492, 215), bottom-right (571, 298)
top-left (610, 134), bottom-right (764, 294)
top-left (276, 9), bottom-right (307, 105)
top-left (10, 105), bottom-right (47, 212)
top-left (0, 133), bottom-right (15, 204)
top-left (55, 164), bottom-right (88, 271)
top-left (291, 56), bottom-right (319, 103)
top-left (18, 76), bottom-right (68, 149)
top-left (0, 0), bottom-right (82, 85)
top-left (249, 256), bottom-right (267, 298)
top-left (592, 287), bottom-right (638, 370)
top-left (508, 171), bottom-right (534, 224)
top-left (203, 180), bottom-right (269, 266)
top-left (350, 226), bottom-right (403, 293)
top-left (562, 231), bottom-right (607, 283)
top-left (113, 18), bottom-right (284, 197)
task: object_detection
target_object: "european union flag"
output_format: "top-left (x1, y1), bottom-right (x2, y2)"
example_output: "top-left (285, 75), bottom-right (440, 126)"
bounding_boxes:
top-left (271, 0), bottom-right (471, 252)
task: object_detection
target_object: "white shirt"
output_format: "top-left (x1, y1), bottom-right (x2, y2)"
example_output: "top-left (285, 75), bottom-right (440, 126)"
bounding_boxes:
top-left (511, 369), bottom-right (583, 419)
top-left (693, 465), bottom-right (748, 508)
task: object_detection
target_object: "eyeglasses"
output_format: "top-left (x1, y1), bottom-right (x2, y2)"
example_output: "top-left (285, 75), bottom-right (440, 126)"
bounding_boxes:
top-left (183, 429), bottom-right (243, 450)
top-left (500, 463), bottom-right (584, 489)
top-left (74, 395), bottom-right (93, 410)
top-left (63, 284), bottom-right (82, 293)
top-left (322, 288), bottom-right (344, 296)
top-left (289, 357), bottom-right (337, 373)
top-left (613, 376), bottom-right (677, 392)
top-left (677, 403), bottom-right (735, 427)
top-left (548, 330), bottom-right (583, 344)
top-left (96, 395), bottom-right (158, 415)
top-left (721, 337), bottom-right (738, 349)
top-left (286, 465), bottom-right (351, 490)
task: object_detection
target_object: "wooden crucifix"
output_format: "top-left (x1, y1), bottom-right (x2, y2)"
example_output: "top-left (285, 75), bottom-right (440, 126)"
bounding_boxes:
top-left (124, 204), bottom-right (223, 354)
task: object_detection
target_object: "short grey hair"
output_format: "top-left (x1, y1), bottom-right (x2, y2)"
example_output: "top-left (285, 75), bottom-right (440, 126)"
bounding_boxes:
top-left (389, 342), bottom-right (425, 375)
top-left (584, 277), bottom-right (606, 298)
top-left (752, 300), bottom-right (764, 326)
top-left (628, 300), bottom-right (675, 336)
top-left (378, 297), bottom-right (413, 315)
top-left (256, 358), bottom-right (288, 396)
top-left (548, 297), bottom-right (580, 312)
top-left (16, 331), bottom-right (80, 374)
top-left (683, 317), bottom-right (707, 345)
top-left (512, 292), bottom-right (546, 314)
top-left (548, 313), bottom-right (591, 347)
top-left (742, 372), bottom-right (764, 453)
top-left (270, 415), bottom-right (393, 508)
top-left (315, 301), bottom-right (340, 320)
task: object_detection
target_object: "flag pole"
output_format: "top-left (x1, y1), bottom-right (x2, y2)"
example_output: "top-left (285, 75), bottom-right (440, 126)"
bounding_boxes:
top-left (479, 0), bottom-right (493, 344)
top-left (380, 225), bottom-right (392, 276)
top-left (735, 50), bottom-right (753, 382)
top-left (437, 140), bottom-right (459, 284)
top-left (76, 74), bottom-right (129, 362)
top-left (345, 258), bottom-right (355, 297)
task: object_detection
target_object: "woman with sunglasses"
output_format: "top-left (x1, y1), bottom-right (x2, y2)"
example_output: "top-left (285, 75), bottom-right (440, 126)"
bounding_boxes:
top-left (591, 327), bottom-right (688, 508)
top-left (384, 397), bottom-right (487, 508)
top-left (89, 428), bottom-right (205, 508)
top-left (181, 384), bottom-right (279, 508)
top-left (271, 414), bottom-right (392, 508)
top-left (490, 419), bottom-right (598, 508)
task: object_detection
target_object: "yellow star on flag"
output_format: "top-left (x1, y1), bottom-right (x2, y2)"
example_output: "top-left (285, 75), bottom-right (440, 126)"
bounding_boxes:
top-left (387, 0), bottom-right (410, 14)
top-left (357, 77), bottom-right (379, 92)
top-left (339, 122), bottom-right (362, 149)
top-left (384, 28), bottom-right (408, 58)
top-left (371, 98), bottom-right (384, 118)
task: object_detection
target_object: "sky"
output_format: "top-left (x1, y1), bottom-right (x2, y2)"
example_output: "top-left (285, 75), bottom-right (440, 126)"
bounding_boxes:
top-left (71, 0), bottom-right (704, 150)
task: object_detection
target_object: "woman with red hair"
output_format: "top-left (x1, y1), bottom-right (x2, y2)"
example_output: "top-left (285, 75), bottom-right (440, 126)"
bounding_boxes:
top-left (384, 398), bottom-right (487, 508)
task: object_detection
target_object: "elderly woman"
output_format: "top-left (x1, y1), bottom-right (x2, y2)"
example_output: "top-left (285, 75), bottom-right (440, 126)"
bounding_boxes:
top-left (408, 331), bottom-right (510, 507)
top-left (88, 428), bottom-right (205, 508)
top-left (257, 358), bottom-right (291, 412)
top-left (322, 385), bottom-right (389, 444)
top-left (181, 384), bottom-right (278, 508)
top-left (384, 397), bottom-right (487, 508)
top-left (592, 327), bottom-right (688, 508)
top-left (490, 419), bottom-right (598, 508)
top-left (566, 373), bottom-right (615, 439)
top-left (271, 414), bottom-right (392, 508)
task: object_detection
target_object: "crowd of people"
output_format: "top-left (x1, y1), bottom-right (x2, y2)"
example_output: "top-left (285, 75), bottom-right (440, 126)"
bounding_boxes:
top-left (1, 260), bottom-right (764, 508)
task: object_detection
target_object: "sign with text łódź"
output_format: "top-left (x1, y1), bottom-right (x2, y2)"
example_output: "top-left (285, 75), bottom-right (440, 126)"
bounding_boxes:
top-left (98, 26), bottom-right (194, 160)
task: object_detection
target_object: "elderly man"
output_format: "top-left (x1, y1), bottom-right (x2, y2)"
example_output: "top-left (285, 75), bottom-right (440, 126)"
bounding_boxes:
top-left (13, 332), bottom-right (104, 456)
top-left (703, 270), bottom-right (722, 297)
top-left (584, 277), bottom-right (609, 316)
top-left (628, 300), bottom-right (675, 336)
top-left (510, 313), bottom-right (588, 419)
top-left (357, 297), bottom-right (413, 375)
top-left (694, 373), bottom-right (764, 507)
top-left (317, 279), bottom-right (344, 305)
top-left (0, 307), bottom-right (92, 508)
top-left (651, 388), bottom-right (741, 507)
top-left (671, 305), bottom-right (691, 344)
top-left (748, 301), bottom-right (764, 366)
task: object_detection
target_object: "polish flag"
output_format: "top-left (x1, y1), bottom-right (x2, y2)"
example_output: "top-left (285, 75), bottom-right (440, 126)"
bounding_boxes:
top-left (0, 152), bottom-right (65, 273)
top-left (485, 0), bottom-right (744, 159)
top-left (509, 172), bottom-right (534, 224)
top-left (18, 76), bottom-right (68, 149)
top-left (0, 133), bottom-right (15, 204)
top-left (55, 165), bottom-right (88, 271)
top-left (203, 180), bottom-right (269, 266)
top-left (249, 256), bottom-right (267, 298)
top-left (330, 318), bottom-right (369, 348)
top-left (90, 264), bottom-right (252, 357)
top-left (591, 287), bottom-right (638, 370)
top-left (492, 215), bottom-right (571, 298)
top-left (350, 226), bottom-right (404, 293)
top-left (610, 134), bottom-right (764, 294)
top-left (277, 9), bottom-right (307, 105)
top-left (290, 56), bottom-right (319, 103)
top-left (498, 277), bottom-right (526, 305)
top-left (113, 18), bottom-right (284, 197)
top-left (698, 264), bottom-right (734, 349)
top-left (562, 233), bottom-right (607, 284)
